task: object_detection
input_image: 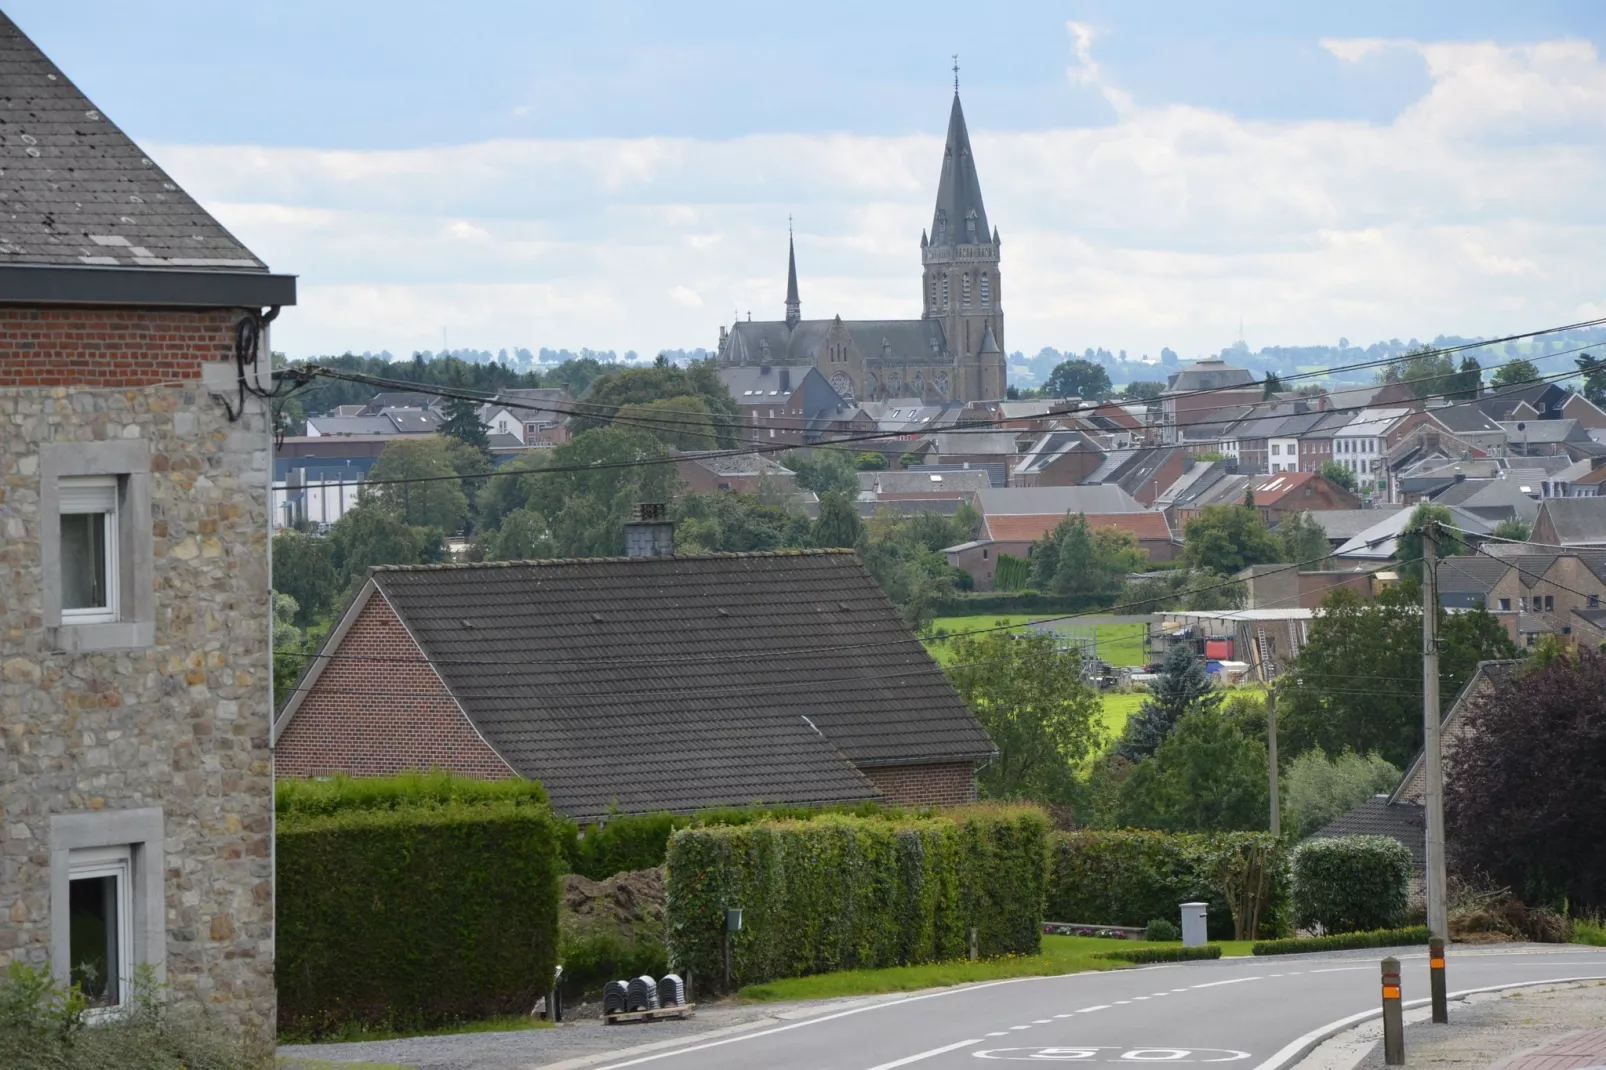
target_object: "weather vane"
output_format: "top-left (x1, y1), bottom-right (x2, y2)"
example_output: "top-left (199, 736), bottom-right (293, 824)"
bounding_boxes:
top-left (952, 54), bottom-right (960, 92)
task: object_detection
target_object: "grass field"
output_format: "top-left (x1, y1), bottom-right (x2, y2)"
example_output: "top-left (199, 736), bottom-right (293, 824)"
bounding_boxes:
top-left (926, 617), bottom-right (1148, 668)
top-left (1099, 692), bottom-right (1146, 737)
top-left (738, 935), bottom-right (1253, 1002)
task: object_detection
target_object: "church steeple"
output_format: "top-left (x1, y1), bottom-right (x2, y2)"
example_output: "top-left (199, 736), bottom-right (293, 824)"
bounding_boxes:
top-left (929, 90), bottom-right (990, 248)
top-left (784, 221), bottom-right (801, 328)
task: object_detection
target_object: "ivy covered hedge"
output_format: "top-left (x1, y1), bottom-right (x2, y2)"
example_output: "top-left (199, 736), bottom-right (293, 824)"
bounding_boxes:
top-left (1290, 836), bottom-right (1413, 935)
top-left (277, 774), bottom-right (561, 1036)
top-left (665, 806), bottom-right (1048, 989)
top-left (1046, 830), bottom-right (1290, 941)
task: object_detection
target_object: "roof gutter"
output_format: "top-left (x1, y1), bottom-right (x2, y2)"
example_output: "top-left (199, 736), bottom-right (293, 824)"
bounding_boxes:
top-left (0, 263), bottom-right (297, 308)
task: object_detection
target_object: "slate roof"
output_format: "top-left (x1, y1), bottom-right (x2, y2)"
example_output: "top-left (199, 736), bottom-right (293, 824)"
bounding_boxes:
top-left (311, 551), bottom-right (994, 820)
top-left (0, 14), bottom-right (264, 270)
top-left (858, 469), bottom-right (991, 495)
top-left (720, 363), bottom-right (812, 403)
top-left (1164, 359), bottom-right (1255, 394)
top-left (929, 92), bottom-right (990, 245)
top-left (1536, 497), bottom-right (1606, 545)
top-left (976, 485), bottom-right (1146, 515)
top-left (1429, 404), bottom-right (1504, 435)
top-left (1309, 798), bottom-right (1426, 867)
top-left (1301, 507), bottom-right (1404, 540)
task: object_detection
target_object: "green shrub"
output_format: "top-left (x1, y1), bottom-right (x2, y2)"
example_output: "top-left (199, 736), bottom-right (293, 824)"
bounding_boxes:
top-left (665, 806), bottom-right (1047, 989)
top-left (1046, 830), bottom-right (1290, 941)
top-left (1252, 926), bottom-right (1430, 956)
top-left (1144, 918), bottom-right (1180, 942)
top-left (277, 801), bottom-right (561, 1037)
top-left (935, 592), bottom-right (1113, 616)
top-left (1290, 836), bottom-right (1412, 934)
top-left (995, 554), bottom-right (1030, 592)
top-left (276, 769), bottom-right (549, 815)
top-left (1095, 944), bottom-right (1222, 964)
top-left (559, 930), bottom-right (669, 1001)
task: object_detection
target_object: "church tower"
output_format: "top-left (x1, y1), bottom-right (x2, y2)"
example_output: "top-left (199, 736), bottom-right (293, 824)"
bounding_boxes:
top-left (921, 84), bottom-right (1003, 401)
top-left (784, 224), bottom-right (801, 328)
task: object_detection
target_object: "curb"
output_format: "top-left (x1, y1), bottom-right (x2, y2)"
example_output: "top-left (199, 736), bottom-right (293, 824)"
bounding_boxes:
top-left (1255, 976), bottom-right (1606, 1070)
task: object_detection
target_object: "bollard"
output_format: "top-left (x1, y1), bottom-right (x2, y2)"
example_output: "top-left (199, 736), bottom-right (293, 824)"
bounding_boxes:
top-left (1429, 937), bottom-right (1447, 1024)
top-left (1381, 956), bottom-right (1404, 1066)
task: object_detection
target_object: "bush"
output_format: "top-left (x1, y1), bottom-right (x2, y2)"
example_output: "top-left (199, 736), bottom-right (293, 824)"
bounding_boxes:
top-left (277, 800), bottom-right (561, 1036)
top-left (1095, 945), bottom-right (1222, 964)
top-left (276, 769), bottom-right (549, 815)
top-left (934, 592), bottom-right (1113, 616)
top-left (1291, 836), bottom-right (1412, 934)
top-left (559, 930), bottom-right (669, 1002)
top-left (1252, 926), bottom-right (1430, 956)
top-left (666, 806), bottom-right (1047, 990)
top-left (1144, 918), bottom-right (1179, 942)
top-left (1047, 830), bottom-right (1290, 941)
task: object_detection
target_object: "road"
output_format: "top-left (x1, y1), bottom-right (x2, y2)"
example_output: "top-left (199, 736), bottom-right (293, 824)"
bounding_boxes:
top-left (575, 947), bottom-right (1606, 1070)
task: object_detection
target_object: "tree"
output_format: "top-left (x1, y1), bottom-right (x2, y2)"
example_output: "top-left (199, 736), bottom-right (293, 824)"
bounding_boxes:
top-left (366, 437), bottom-right (472, 535)
top-left (1447, 650), bottom-right (1606, 911)
top-left (1119, 644), bottom-right (1223, 760)
top-left (1043, 359), bottom-right (1113, 400)
top-left (1261, 372), bottom-right (1284, 399)
top-left (1318, 460), bottom-right (1356, 493)
top-left (328, 500), bottom-right (441, 591)
top-left (672, 492), bottom-right (812, 553)
top-left (783, 448), bottom-right (858, 495)
top-left (854, 451), bottom-right (890, 471)
top-left (1490, 517), bottom-right (1531, 543)
top-left (499, 427), bottom-right (678, 557)
top-left (614, 395), bottom-right (717, 450)
top-left (1379, 346), bottom-right (1455, 399)
top-left (1123, 381), bottom-right (1165, 401)
top-left (1276, 510), bottom-right (1331, 568)
top-left (577, 358), bottom-right (740, 445)
top-left (1449, 356), bottom-right (1482, 400)
top-left (1028, 516), bottom-right (1147, 601)
top-left (271, 530), bottom-right (337, 627)
top-left (1280, 749), bottom-right (1401, 840)
top-left (1114, 707), bottom-right (1270, 832)
top-left (812, 491), bottom-right (863, 548)
top-left (1577, 353), bottom-right (1606, 407)
top-left (1182, 503), bottom-right (1282, 575)
top-left (1396, 502), bottom-right (1468, 583)
top-left (1279, 584), bottom-right (1520, 768)
top-left (483, 507), bottom-right (554, 561)
top-left (439, 393), bottom-right (490, 454)
top-left (1489, 358), bottom-right (1542, 390)
top-left (945, 630), bottom-right (1103, 803)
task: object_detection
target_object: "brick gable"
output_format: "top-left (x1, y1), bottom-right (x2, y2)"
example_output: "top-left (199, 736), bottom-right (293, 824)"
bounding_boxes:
top-left (275, 589), bottom-right (514, 780)
top-left (861, 762), bottom-right (978, 807)
top-left (0, 308), bottom-right (239, 387)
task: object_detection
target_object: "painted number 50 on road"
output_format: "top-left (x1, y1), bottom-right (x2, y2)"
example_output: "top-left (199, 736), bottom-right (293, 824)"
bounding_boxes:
top-left (975, 1048), bottom-right (1251, 1062)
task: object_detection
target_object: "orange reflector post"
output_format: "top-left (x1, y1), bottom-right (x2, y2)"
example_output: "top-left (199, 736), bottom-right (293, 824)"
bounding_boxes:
top-left (1383, 985), bottom-right (1401, 999)
top-left (1430, 958), bottom-right (1445, 969)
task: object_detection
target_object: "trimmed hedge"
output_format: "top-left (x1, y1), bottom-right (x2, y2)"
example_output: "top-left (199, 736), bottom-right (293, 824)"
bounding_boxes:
top-left (1252, 926), bottom-right (1431, 956)
top-left (277, 796), bottom-right (561, 1036)
top-left (934, 592), bottom-right (1112, 616)
top-left (276, 768), bottom-right (550, 815)
top-left (1095, 945), bottom-right (1223, 964)
top-left (1047, 830), bottom-right (1290, 941)
top-left (1290, 836), bottom-right (1413, 935)
top-left (666, 806), bottom-right (1048, 989)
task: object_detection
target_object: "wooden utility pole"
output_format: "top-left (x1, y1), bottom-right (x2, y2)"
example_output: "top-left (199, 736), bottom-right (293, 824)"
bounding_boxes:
top-left (1267, 682), bottom-right (1280, 839)
top-left (1422, 521), bottom-right (1448, 941)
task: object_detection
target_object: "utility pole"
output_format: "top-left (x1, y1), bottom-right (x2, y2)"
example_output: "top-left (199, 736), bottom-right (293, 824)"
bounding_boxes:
top-left (1422, 521), bottom-right (1447, 942)
top-left (1267, 681), bottom-right (1280, 839)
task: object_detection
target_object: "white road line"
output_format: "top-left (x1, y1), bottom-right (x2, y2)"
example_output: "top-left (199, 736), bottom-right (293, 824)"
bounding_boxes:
top-left (1077, 1005), bottom-right (1112, 1012)
top-left (1010, 1025), bottom-right (1032, 1031)
top-left (1132, 995), bottom-right (1150, 1000)
top-left (987, 1032), bottom-right (1008, 1037)
top-left (1033, 1019), bottom-right (1053, 1024)
top-left (1308, 967), bottom-right (1371, 974)
top-left (862, 1038), bottom-right (985, 1070)
top-left (1191, 977), bottom-right (1263, 989)
top-left (1170, 988), bottom-right (1190, 992)
top-left (1115, 1000), bottom-right (1132, 1004)
top-left (1055, 1014), bottom-right (1075, 1019)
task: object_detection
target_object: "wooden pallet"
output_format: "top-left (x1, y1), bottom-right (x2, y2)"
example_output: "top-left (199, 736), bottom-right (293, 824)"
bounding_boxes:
top-left (603, 1003), bottom-right (696, 1025)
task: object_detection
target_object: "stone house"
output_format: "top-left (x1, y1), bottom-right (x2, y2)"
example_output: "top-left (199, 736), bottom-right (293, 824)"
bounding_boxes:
top-left (0, 14), bottom-right (293, 1033)
top-left (274, 550), bottom-right (996, 817)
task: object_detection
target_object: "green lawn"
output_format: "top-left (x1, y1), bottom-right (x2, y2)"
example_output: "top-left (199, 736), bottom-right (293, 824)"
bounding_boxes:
top-left (1099, 692), bottom-right (1146, 737)
top-left (738, 935), bottom-right (1252, 1002)
top-left (926, 617), bottom-right (1148, 668)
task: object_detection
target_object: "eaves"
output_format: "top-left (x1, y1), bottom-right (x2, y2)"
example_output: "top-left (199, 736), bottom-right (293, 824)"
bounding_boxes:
top-left (0, 263), bottom-right (296, 308)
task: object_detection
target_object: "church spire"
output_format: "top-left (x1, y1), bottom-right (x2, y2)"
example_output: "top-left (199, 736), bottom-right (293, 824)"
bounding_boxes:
top-left (929, 87), bottom-right (990, 247)
top-left (784, 218), bottom-right (801, 328)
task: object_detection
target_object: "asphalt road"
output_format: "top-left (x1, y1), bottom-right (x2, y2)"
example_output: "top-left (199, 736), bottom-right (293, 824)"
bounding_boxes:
top-left (574, 947), bottom-right (1606, 1070)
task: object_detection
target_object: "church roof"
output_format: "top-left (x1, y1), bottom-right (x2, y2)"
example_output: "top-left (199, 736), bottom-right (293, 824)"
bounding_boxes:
top-left (785, 230), bottom-right (801, 322)
top-left (723, 317), bottom-right (947, 366)
top-left (979, 322), bottom-right (1001, 354)
top-left (930, 93), bottom-right (990, 247)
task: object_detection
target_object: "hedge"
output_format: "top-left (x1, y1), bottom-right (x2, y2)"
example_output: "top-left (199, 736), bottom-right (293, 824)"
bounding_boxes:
top-left (1094, 945), bottom-right (1223, 964)
top-left (1290, 836), bottom-right (1413, 935)
top-left (1252, 926), bottom-right (1431, 956)
top-left (1047, 830), bottom-right (1290, 941)
top-left (276, 768), bottom-right (550, 815)
top-left (277, 797), bottom-right (561, 1036)
top-left (933, 592), bottom-right (1113, 616)
top-left (665, 806), bottom-right (1047, 989)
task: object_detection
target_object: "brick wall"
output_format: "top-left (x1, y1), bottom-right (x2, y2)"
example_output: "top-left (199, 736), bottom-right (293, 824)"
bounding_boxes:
top-left (276, 590), bottom-right (515, 780)
top-left (0, 307), bottom-right (237, 387)
top-left (861, 762), bottom-right (978, 807)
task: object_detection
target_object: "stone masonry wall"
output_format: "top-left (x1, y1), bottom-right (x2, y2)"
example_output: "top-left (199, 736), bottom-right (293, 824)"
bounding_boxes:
top-left (0, 307), bottom-right (275, 1034)
top-left (861, 762), bottom-right (978, 808)
top-left (275, 590), bottom-right (514, 780)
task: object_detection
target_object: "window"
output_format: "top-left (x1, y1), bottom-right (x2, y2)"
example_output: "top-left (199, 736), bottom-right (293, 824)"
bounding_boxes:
top-left (1519, 597), bottom-right (1528, 611)
top-left (497, 418), bottom-right (508, 433)
top-left (941, 276), bottom-right (949, 308)
top-left (1545, 595), bottom-right (1555, 611)
top-left (982, 548), bottom-right (989, 559)
top-left (980, 273), bottom-right (990, 308)
top-left (768, 428), bottom-right (775, 439)
top-left (962, 273), bottom-right (971, 308)
top-left (1271, 444), bottom-right (1280, 455)
top-left (59, 477), bottom-right (119, 626)
top-left (1591, 595), bottom-right (1600, 608)
top-left (1500, 598), bottom-right (1511, 611)
top-left (69, 846), bottom-right (133, 1009)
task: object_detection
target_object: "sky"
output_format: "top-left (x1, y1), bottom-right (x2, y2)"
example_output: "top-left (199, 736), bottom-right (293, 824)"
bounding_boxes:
top-left (11, 1), bottom-right (1606, 362)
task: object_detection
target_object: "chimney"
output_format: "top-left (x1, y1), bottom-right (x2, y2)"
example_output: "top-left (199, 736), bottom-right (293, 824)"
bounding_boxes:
top-left (623, 503), bottom-right (675, 558)
top-left (759, 364), bottom-right (771, 376)
top-left (779, 368), bottom-right (791, 392)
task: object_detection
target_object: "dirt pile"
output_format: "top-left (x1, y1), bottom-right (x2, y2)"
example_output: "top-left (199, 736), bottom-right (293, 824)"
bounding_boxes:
top-left (559, 867), bottom-right (666, 944)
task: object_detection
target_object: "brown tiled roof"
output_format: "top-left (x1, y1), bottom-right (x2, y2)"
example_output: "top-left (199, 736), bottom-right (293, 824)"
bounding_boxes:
top-left (987, 511), bottom-right (1172, 543)
top-left (363, 551), bottom-right (993, 819)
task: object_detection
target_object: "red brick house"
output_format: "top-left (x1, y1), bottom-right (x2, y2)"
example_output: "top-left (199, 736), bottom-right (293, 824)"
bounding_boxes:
top-left (275, 550), bottom-right (996, 817)
top-left (1247, 471), bottom-right (1360, 524)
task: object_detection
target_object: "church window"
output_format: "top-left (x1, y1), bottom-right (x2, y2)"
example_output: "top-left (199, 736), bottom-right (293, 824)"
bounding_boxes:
top-left (962, 273), bottom-right (971, 308)
top-left (941, 276), bottom-right (949, 308)
top-left (980, 273), bottom-right (990, 308)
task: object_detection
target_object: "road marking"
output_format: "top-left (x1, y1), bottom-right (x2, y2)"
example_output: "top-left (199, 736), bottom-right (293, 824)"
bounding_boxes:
top-left (1115, 1000), bottom-right (1132, 1004)
top-left (988, 1032), bottom-right (1009, 1037)
top-left (1170, 988), bottom-right (1190, 992)
top-left (1055, 1013), bottom-right (1075, 1018)
top-left (1035, 1019), bottom-right (1054, 1024)
top-left (1308, 967), bottom-right (1370, 974)
top-left (1132, 995), bottom-right (1150, 1000)
top-left (1011, 1025), bottom-right (1032, 1030)
top-left (862, 1037), bottom-right (985, 1069)
top-left (1190, 977), bottom-right (1262, 989)
top-left (1077, 1005), bottom-right (1112, 1012)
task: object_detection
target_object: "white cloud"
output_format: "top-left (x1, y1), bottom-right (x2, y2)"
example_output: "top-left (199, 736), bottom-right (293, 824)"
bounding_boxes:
top-left (154, 33), bottom-right (1606, 361)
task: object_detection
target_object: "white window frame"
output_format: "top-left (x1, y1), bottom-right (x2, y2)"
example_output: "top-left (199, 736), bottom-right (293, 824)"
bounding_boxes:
top-left (58, 476), bottom-right (120, 627)
top-left (49, 808), bottom-right (165, 1011)
top-left (67, 845), bottom-right (134, 1013)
